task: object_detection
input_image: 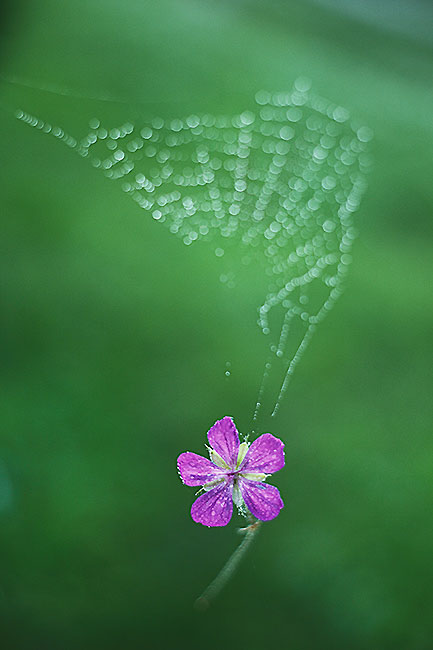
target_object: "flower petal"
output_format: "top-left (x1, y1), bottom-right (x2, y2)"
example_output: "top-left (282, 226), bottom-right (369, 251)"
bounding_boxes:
top-left (207, 416), bottom-right (240, 469)
top-left (240, 433), bottom-right (285, 474)
top-left (177, 452), bottom-right (224, 486)
top-left (190, 480), bottom-right (233, 527)
top-left (239, 478), bottom-right (284, 521)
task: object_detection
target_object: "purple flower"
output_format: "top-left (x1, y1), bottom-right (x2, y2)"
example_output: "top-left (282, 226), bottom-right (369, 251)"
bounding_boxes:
top-left (177, 416), bottom-right (285, 527)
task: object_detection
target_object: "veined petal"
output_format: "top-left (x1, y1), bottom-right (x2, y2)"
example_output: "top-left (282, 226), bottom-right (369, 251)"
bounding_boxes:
top-left (207, 416), bottom-right (240, 469)
top-left (177, 452), bottom-right (224, 486)
top-left (239, 477), bottom-right (284, 521)
top-left (190, 480), bottom-right (233, 527)
top-left (240, 433), bottom-right (285, 474)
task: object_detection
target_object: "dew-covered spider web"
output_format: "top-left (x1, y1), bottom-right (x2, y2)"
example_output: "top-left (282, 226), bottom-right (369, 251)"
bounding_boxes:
top-left (14, 78), bottom-right (372, 420)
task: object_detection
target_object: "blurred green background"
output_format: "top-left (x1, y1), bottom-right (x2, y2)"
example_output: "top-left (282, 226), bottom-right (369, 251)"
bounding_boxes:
top-left (1, 0), bottom-right (433, 648)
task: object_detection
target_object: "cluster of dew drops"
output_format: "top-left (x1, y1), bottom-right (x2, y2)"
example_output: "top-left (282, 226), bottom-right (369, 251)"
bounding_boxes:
top-left (16, 78), bottom-right (372, 401)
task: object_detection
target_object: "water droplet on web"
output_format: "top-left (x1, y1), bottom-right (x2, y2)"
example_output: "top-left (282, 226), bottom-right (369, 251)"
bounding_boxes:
top-left (279, 126), bottom-right (294, 141)
top-left (323, 219), bottom-right (336, 233)
top-left (294, 76), bottom-right (312, 93)
top-left (357, 126), bottom-right (374, 143)
top-left (225, 361), bottom-right (231, 378)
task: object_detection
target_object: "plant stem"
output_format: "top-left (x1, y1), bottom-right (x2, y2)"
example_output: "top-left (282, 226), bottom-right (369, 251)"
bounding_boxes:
top-left (194, 519), bottom-right (261, 610)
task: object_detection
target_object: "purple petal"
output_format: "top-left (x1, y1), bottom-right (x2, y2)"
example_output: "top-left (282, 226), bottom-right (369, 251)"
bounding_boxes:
top-left (177, 452), bottom-right (224, 486)
top-left (240, 433), bottom-right (285, 474)
top-left (207, 416), bottom-right (240, 469)
top-left (190, 480), bottom-right (233, 527)
top-left (239, 478), bottom-right (284, 521)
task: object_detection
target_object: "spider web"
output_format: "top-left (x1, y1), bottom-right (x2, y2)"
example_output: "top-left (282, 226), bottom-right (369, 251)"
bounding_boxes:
top-left (14, 78), bottom-right (372, 419)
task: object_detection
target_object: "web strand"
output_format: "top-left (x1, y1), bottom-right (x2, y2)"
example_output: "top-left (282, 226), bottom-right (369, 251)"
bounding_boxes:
top-left (13, 79), bottom-right (372, 417)
top-left (0, 74), bottom-right (177, 106)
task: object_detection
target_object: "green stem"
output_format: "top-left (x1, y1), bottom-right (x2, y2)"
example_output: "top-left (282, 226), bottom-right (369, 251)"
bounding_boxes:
top-left (194, 519), bottom-right (261, 610)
